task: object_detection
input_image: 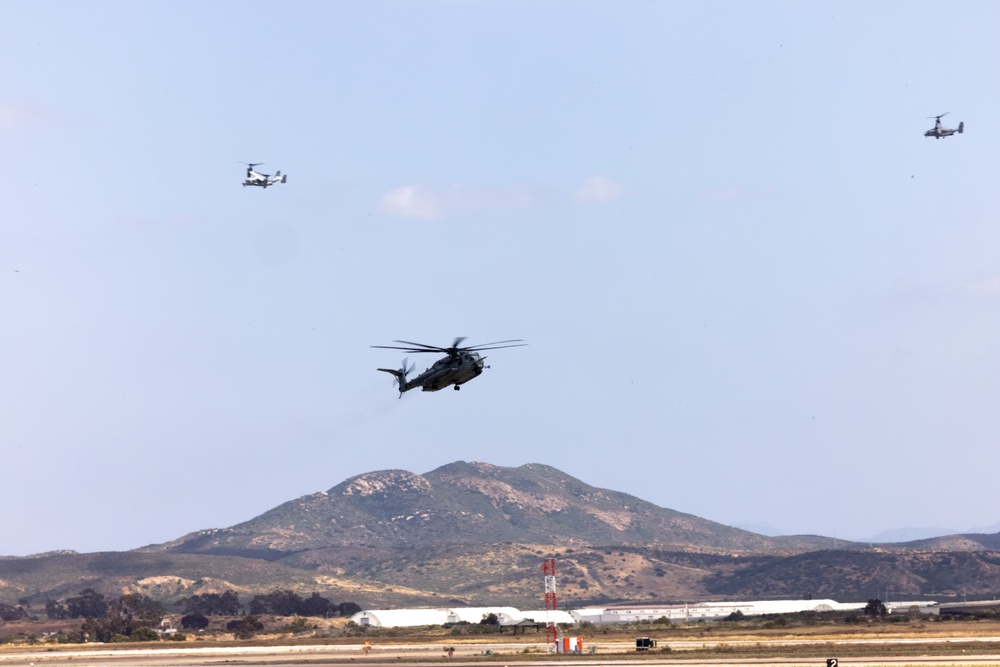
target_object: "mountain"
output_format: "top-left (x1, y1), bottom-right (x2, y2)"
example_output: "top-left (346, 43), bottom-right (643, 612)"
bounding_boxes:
top-left (898, 533), bottom-right (1000, 551)
top-left (701, 548), bottom-right (1000, 601)
top-left (3, 462), bottom-right (1000, 609)
top-left (863, 527), bottom-right (957, 543)
top-left (147, 462), bottom-right (832, 558)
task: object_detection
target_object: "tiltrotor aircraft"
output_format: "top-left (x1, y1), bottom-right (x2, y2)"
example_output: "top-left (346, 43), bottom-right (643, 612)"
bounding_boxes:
top-left (241, 162), bottom-right (288, 188)
top-left (373, 337), bottom-right (526, 396)
top-left (924, 113), bottom-right (964, 139)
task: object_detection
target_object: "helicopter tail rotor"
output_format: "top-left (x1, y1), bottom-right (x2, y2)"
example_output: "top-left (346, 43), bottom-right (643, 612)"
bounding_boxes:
top-left (958, 121), bottom-right (964, 134)
top-left (377, 358), bottom-right (414, 397)
top-left (377, 368), bottom-right (407, 396)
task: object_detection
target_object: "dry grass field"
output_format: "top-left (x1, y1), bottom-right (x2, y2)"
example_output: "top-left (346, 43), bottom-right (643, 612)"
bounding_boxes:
top-left (6, 616), bottom-right (1000, 664)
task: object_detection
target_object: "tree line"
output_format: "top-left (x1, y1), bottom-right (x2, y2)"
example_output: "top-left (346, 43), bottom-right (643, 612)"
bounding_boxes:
top-left (45, 588), bottom-right (360, 620)
top-left (179, 590), bottom-right (361, 633)
top-left (42, 588), bottom-right (362, 642)
top-left (43, 590), bottom-right (166, 643)
top-left (0, 599), bottom-right (32, 622)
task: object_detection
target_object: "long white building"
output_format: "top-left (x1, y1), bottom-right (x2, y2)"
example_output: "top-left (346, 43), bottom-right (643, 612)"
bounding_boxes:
top-left (351, 600), bottom-right (880, 628)
top-left (351, 607), bottom-right (558, 628)
top-left (351, 608), bottom-right (450, 627)
top-left (571, 599), bottom-right (869, 624)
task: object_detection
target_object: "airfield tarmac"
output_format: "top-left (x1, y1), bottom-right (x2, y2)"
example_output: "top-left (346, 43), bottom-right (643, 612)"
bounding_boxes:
top-left (5, 637), bottom-right (1000, 667)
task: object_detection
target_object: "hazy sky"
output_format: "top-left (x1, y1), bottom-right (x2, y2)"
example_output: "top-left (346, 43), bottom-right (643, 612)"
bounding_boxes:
top-left (3, 1), bottom-right (999, 557)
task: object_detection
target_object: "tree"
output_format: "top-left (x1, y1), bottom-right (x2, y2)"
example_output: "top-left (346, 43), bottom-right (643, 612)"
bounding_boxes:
top-left (81, 614), bottom-right (128, 643)
top-left (249, 589), bottom-right (303, 616)
top-left (110, 593), bottom-right (164, 628)
top-left (79, 593), bottom-right (164, 642)
top-left (181, 591), bottom-right (241, 616)
top-left (299, 593), bottom-right (333, 617)
top-left (66, 588), bottom-right (108, 619)
top-left (217, 590), bottom-right (241, 615)
top-left (0, 603), bottom-right (28, 622)
top-left (480, 612), bottom-right (499, 625)
top-left (227, 614), bottom-right (264, 640)
top-left (864, 598), bottom-right (888, 618)
top-left (181, 612), bottom-right (210, 631)
top-left (337, 601), bottom-right (362, 617)
top-left (46, 599), bottom-right (70, 620)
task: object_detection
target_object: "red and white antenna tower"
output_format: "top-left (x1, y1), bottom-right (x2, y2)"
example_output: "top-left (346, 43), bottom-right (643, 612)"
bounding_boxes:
top-left (542, 558), bottom-right (559, 652)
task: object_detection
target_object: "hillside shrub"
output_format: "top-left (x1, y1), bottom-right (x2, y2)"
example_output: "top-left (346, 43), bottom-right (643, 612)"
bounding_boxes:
top-left (281, 616), bottom-right (312, 634)
top-left (227, 614), bottom-right (264, 640)
top-left (129, 626), bottom-right (160, 642)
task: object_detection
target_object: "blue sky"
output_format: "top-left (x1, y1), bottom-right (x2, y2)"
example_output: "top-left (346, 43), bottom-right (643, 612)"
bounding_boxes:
top-left (2, 1), bottom-right (999, 556)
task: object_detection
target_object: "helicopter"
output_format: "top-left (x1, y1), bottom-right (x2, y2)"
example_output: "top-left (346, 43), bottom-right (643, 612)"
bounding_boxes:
top-left (241, 162), bottom-right (288, 188)
top-left (924, 113), bottom-right (964, 139)
top-left (372, 337), bottom-right (526, 397)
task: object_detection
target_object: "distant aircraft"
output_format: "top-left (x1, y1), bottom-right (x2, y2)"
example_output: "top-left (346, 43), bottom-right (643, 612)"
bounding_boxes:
top-left (924, 113), bottom-right (964, 140)
top-left (372, 337), bottom-right (526, 397)
top-left (241, 162), bottom-right (287, 188)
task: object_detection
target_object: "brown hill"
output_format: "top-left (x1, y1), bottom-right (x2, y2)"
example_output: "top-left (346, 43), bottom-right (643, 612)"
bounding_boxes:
top-left (147, 462), bottom-right (829, 557)
top-left (3, 462), bottom-right (1000, 609)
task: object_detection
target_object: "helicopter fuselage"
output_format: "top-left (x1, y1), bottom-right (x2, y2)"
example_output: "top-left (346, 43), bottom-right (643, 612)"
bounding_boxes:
top-left (242, 168), bottom-right (287, 188)
top-left (404, 351), bottom-right (486, 392)
top-left (924, 119), bottom-right (963, 139)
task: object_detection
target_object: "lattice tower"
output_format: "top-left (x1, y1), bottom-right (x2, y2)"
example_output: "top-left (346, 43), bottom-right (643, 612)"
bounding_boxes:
top-left (542, 558), bottom-right (559, 652)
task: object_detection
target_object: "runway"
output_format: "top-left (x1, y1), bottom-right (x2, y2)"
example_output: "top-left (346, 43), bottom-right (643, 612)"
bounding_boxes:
top-left (4, 638), bottom-right (1000, 667)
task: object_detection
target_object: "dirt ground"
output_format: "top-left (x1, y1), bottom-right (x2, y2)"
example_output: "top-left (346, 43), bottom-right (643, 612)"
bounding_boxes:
top-left (6, 617), bottom-right (1000, 666)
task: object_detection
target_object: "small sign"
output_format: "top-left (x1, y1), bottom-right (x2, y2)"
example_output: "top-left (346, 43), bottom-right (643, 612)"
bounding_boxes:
top-left (827, 659), bottom-right (839, 667)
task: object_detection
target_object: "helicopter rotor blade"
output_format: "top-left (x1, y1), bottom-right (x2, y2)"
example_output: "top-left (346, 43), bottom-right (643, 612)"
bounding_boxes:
top-left (373, 338), bottom-right (526, 355)
top-left (461, 339), bottom-right (527, 351)
top-left (392, 340), bottom-right (450, 351)
top-left (466, 343), bottom-right (528, 352)
top-left (927, 113), bottom-right (949, 120)
top-left (371, 344), bottom-right (443, 353)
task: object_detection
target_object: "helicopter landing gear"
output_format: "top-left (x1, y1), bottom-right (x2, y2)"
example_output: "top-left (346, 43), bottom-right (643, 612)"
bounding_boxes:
top-left (454, 385), bottom-right (461, 391)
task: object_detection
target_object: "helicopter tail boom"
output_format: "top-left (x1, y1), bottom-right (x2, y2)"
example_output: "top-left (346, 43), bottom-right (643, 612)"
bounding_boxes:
top-left (377, 367), bottom-right (408, 397)
top-left (377, 367), bottom-right (406, 381)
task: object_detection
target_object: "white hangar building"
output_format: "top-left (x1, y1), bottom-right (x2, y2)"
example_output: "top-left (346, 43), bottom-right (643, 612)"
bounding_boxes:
top-left (445, 607), bottom-right (521, 624)
top-left (351, 599), bottom-right (885, 628)
top-left (571, 599), bottom-right (868, 624)
top-left (351, 608), bottom-right (449, 627)
top-left (352, 607), bottom-right (549, 628)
